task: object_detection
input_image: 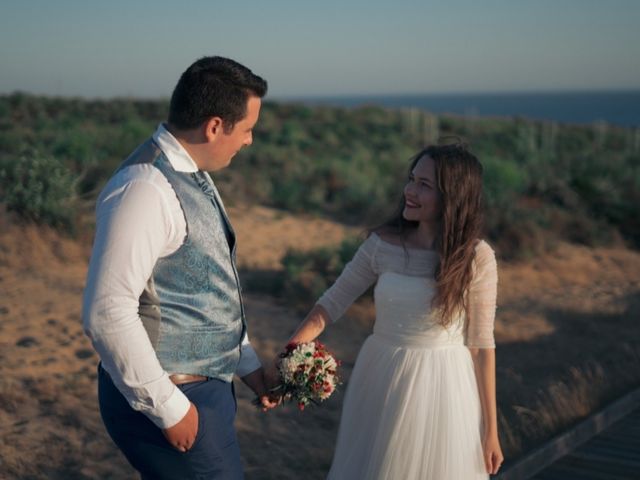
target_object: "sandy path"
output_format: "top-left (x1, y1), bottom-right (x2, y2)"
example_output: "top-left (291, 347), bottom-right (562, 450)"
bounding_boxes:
top-left (0, 206), bottom-right (362, 479)
top-left (1, 206), bottom-right (639, 479)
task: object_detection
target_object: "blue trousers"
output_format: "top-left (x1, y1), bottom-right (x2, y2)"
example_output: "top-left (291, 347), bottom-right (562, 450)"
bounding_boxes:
top-left (98, 365), bottom-right (243, 480)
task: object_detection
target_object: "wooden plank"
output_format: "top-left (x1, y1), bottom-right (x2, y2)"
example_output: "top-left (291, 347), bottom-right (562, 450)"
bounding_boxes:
top-left (573, 446), bottom-right (640, 461)
top-left (496, 387), bottom-right (640, 480)
top-left (565, 452), bottom-right (640, 470)
top-left (586, 432), bottom-right (640, 444)
top-left (591, 434), bottom-right (640, 446)
top-left (528, 408), bottom-right (640, 479)
top-left (535, 459), bottom-right (637, 480)
top-left (548, 455), bottom-right (639, 477)
top-left (597, 432), bottom-right (640, 442)
top-left (530, 472), bottom-right (570, 480)
top-left (585, 446), bottom-right (640, 457)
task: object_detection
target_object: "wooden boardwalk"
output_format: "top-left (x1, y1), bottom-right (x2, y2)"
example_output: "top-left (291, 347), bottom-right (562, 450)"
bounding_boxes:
top-left (530, 406), bottom-right (640, 479)
top-left (497, 388), bottom-right (640, 480)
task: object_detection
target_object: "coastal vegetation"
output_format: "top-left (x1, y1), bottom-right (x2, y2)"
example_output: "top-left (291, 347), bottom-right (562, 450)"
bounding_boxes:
top-left (1, 93), bottom-right (638, 258)
top-left (1, 93), bottom-right (639, 475)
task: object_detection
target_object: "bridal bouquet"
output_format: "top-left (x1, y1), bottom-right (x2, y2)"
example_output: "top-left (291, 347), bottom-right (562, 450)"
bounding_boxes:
top-left (277, 341), bottom-right (341, 410)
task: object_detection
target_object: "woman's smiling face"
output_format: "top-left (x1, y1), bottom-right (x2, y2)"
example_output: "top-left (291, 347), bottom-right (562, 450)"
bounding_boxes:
top-left (402, 155), bottom-right (442, 224)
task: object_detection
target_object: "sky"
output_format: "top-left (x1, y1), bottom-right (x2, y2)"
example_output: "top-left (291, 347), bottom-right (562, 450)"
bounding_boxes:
top-left (1, 0), bottom-right (639, 99)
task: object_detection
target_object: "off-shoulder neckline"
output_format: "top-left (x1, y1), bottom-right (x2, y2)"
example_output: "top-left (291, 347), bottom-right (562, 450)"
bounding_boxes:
top-left (370, 232), bottom-right (438, 254)
top-left (370, 233), bottom-right (491, 255)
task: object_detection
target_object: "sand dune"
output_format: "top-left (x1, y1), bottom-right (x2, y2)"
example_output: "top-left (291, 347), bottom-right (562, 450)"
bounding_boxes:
top-left (0, 204), bottom-right (639, 479)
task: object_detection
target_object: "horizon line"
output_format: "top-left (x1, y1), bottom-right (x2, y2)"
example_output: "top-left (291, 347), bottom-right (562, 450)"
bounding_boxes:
top-left (1, 87), bottom-right (640, 102)
top-left (276, 87), bottom-right (640, 100)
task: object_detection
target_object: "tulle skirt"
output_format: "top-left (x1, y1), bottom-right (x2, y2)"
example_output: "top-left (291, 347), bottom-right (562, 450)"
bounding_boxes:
top-left (327, 333), bottom-right (488, 480)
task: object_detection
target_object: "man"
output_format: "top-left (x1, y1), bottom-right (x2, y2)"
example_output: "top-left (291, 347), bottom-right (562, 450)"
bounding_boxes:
top-left (82, 56), bottom-right (276, 480)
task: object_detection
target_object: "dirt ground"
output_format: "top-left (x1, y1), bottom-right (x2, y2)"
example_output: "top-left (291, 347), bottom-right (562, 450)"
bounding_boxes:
top-left (0, 204), bottom-right (638, 479)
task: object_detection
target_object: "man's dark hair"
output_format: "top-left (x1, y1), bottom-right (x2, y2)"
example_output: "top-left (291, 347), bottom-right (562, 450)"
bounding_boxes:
top-left (168, 56), bottom-right (267, 132)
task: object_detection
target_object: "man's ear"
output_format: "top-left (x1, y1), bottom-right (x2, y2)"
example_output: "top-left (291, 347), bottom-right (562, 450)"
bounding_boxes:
top-left (204, 116), bottom-right (224, 142)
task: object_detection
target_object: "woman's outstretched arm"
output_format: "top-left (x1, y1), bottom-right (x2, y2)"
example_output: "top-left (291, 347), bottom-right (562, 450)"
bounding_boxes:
top-left (469, 347), bottom-right (503, 474)
top-left (265, 235), bottom-right (379, 392)
top-left (466, 240), bottom-right (503, 474)
top-left (263, 304), bottom-right (331, 393)
top-left (288, 304), bottom-right (332, 344)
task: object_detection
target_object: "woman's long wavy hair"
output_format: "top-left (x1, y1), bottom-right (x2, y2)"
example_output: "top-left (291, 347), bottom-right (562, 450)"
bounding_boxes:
top-left (373, 142), bottom-right (484, 327)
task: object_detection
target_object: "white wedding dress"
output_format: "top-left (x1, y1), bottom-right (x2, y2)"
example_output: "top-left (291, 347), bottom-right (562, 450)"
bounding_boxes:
top-left (318, 234), bottom-right (496, 480)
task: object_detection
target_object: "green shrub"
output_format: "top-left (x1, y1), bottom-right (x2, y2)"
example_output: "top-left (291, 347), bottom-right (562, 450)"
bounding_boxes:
top-left (1, 94), bottom-right (638, 255)
top-left (482, 155), bottom-right (528, 210)
top-left (280, 236), bottom-right (362, 309)
top-left (0, 153), bottom-right (78, 230)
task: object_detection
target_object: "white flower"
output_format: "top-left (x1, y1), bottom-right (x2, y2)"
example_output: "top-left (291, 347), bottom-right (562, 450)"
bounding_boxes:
top-left (276, 341), bottom-right (341, 408)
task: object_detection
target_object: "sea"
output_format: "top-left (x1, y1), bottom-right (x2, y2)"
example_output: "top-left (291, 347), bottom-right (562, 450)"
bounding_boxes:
top-left (284, 90), bottom-right (640, 128)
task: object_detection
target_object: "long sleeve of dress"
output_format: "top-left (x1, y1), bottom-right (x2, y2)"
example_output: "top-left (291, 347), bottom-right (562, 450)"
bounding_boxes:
top-left (316, 235), bottom-right (380, 323)
top-left (464, 240), bottom-right (498, 349)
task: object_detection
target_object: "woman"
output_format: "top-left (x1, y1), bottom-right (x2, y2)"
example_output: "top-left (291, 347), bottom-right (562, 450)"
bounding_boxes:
top-left (273, 143), bottom-right (503, 479)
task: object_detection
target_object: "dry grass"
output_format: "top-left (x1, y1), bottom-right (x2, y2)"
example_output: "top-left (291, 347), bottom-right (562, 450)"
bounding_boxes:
top-left (493, 245), bottom-right (640, 461)
top-left (500, 349), bottom-right (640, 459)
top-left (1, 205), bottom-right (639, 478)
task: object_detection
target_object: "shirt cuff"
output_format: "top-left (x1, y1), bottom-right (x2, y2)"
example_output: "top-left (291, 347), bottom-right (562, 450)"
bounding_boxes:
top-left (141, 381), bottom-right (192, 429)
top-left (236, 343), bottom-right (262, 377)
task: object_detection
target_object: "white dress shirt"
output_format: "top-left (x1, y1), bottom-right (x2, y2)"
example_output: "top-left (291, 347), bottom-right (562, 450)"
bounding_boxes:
top-left (82, 124), bottom-right (262, 429)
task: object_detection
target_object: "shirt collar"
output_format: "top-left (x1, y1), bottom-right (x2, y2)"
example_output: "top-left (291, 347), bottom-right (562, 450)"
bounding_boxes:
top-left (152, 123), bottom-right (199, 172)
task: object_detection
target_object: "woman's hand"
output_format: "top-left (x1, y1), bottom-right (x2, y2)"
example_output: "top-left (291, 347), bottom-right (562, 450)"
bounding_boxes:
top-left (241, 367), bottom-right (280, 411)
top-left (264, 359), bottom-right (280, 391)
top-left (262, 358), bottom-right (284, 406)
top-left (483, 432), bottom-right (504, 475)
